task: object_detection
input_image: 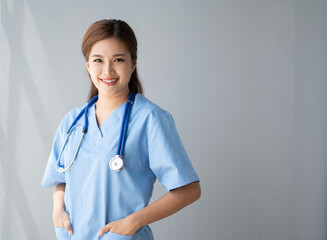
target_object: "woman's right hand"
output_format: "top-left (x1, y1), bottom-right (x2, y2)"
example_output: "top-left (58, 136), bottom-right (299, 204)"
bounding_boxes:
top-left (52, 184), bottom-right (73, 235)
top-left (53, 208), bottom-right (73, 235)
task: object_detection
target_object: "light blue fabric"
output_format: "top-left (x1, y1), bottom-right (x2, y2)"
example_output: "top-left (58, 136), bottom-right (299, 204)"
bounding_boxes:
top-left (42, 94), bottom-right (199, 240)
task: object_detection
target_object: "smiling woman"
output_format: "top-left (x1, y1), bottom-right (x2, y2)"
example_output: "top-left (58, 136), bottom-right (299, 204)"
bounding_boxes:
top-left (86, 38), bottom-right (136, 102)
top-left (82, 19), bottom-right (143, 101)
top-left (41, 19), bottom-right (201, 240)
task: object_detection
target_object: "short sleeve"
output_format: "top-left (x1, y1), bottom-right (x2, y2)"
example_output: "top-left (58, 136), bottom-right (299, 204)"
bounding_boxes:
top-left (41, 116), bottom-right (67, 187)
top-left (147, 112), bottom-right (199, 192)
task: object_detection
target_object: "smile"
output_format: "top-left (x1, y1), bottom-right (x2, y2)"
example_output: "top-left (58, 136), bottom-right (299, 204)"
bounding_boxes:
top-left (101, 78), bottom-right (118, 83)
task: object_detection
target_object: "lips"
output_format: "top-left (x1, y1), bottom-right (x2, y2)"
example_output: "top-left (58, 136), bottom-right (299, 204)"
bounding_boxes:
top-left (100, 78), bottom-right (119, 86)
top-left (101, 78), bottom-right (118, 83)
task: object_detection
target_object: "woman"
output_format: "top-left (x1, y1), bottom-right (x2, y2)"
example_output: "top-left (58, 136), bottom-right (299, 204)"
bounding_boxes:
top-left (42, 19), bottom-right (201, 240)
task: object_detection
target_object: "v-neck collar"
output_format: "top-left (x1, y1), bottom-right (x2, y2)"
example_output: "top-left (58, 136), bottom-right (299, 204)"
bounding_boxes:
top-left (88, 101), bottom-right (126, 138)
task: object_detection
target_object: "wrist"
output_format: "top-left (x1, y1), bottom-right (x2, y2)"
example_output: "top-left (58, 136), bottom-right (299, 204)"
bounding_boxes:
top-left (125, 213), bottom-right (143, 232)
top-left (53, 205), bottom-right (65, 212)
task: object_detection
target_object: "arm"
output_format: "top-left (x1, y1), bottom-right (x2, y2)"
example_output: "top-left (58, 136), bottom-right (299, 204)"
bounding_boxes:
top-left (53, 183), bottom-right (73, 235)
top-left (97, 181), bottom-right (201, 237)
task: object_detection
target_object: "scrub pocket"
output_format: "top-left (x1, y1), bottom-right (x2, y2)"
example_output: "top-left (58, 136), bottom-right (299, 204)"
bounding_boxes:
top-left (55, 227), bottom-right (71, 240)
top-left (100, 232), bottom-right (136, 240)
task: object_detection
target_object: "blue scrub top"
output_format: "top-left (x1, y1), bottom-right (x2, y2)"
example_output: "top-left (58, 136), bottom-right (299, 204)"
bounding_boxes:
top-left (42, 94), bottom-right (199, 240)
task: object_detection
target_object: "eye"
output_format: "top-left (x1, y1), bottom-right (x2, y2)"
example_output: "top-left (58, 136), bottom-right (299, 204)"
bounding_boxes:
top-left (93, 59), bottom-right (102, 63)
top-left (114, 58), bottom-right (124, 62)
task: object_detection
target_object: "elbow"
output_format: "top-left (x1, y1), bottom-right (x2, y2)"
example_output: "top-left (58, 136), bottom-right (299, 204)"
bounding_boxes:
top-left (193, 181), bottom-right (201, 202)
top-left (172, 181), bottom-right (201, 204)
top-left (186, 181), bottom-right (201, 203)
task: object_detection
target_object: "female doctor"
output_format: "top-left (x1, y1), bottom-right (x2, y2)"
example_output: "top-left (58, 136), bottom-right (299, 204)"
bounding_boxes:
top-left (42, 19), bottom-right (201, 240)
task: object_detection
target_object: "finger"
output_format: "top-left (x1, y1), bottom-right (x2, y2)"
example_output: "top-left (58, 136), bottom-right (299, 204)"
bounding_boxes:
top-left (97, 225), bottom-right (111, 237)
top-left (63, 220), bottom-right (74, 235)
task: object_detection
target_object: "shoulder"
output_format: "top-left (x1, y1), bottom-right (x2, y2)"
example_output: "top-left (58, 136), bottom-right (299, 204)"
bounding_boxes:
top-left (58, 103), bottom-right (87, 131)
top-left (134, 94), bottom-right (171, 119)
top-left (133, 94), bottom-right (176, 131)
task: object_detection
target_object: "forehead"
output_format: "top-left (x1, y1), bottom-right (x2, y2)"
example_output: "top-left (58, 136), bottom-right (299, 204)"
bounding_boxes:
top-left (90, 38), bottom-right (129, 55)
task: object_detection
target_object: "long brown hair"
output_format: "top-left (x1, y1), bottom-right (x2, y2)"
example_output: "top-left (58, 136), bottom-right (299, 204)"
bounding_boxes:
top-left (81, 19), bottom-right (143, 101)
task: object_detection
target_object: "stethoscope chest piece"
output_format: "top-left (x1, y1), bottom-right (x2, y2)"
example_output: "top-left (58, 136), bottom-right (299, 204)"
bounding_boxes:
top-left (55, 91), bottom-right (135, 173)
top-left (109, 155), bottom-right (124, 172)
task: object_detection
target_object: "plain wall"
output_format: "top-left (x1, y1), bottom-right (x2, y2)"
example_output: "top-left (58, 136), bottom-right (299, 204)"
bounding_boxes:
top-left (1, 0), bottom-right (327, 239)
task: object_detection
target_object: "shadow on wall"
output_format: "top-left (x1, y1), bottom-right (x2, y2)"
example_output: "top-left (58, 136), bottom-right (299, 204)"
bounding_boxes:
top-left (0, 127), bottom-right (5, 240)
top-left (1, 0), bottom-right (54, 238)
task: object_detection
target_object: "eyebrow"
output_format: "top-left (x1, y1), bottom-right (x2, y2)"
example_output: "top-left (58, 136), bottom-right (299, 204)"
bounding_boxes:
top-left (91, 54), bottom-right (126, 58)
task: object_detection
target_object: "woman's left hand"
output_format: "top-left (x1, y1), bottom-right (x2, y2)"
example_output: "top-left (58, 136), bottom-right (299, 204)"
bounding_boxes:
top-left (97, 217), bottom-right (139, 237)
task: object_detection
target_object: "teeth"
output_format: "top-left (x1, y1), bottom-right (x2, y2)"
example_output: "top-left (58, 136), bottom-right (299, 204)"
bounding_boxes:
top-left (102, 79), bottom-right (117, 83)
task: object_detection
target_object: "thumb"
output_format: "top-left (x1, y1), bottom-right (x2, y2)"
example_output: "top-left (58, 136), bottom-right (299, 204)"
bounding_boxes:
top-left (63, 220), bottom-right (73, 235)
top-left (97, 224), bottom-right (111, 237)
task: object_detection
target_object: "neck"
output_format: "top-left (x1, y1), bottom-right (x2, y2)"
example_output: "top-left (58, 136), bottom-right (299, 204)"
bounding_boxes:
top-left (95, 89), bottom-right (130, 113)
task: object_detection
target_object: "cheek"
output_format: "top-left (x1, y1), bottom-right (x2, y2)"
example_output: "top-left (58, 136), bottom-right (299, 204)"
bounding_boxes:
top-left (89, 65), bottom-right (101, 77)
top-left (120, 65), bottom-right (134, 78)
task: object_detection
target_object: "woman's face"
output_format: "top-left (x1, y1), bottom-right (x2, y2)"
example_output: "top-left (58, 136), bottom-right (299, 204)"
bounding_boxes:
top-left (86, 37), bottom-right (136, 98)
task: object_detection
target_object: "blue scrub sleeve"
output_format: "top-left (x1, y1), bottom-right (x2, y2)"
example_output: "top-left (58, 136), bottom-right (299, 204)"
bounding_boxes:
top-left (41, 115), bottom-right (67, 187)
top-left (147, 112), bottom-right (199, 192)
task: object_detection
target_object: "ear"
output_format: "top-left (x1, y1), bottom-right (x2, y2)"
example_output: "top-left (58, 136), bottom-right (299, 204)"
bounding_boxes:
top-left (86, 61), bottom-right (90, 73)
top-left (132, 60), bottom-right (137, 72)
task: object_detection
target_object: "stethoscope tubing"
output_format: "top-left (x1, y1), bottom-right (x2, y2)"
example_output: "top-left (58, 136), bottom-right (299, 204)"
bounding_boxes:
top-left (55, 91), bottom-right (135, 173)
top-left (117, 91), bottom-right (135, 156)
top-left (56, 124), bottom-right (85, 173)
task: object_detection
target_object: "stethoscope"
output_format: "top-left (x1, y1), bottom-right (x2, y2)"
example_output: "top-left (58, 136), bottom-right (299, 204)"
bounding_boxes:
top-left (55, 91), bottom-right (135, 173)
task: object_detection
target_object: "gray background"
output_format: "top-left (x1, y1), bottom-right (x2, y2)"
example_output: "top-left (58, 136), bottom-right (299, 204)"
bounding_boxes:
top-left (1, 0), bottom-right (327, 239)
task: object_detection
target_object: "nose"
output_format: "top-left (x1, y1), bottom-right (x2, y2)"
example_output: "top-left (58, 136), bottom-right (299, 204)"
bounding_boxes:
top-left (104, 62), bottom-right (116, 75)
